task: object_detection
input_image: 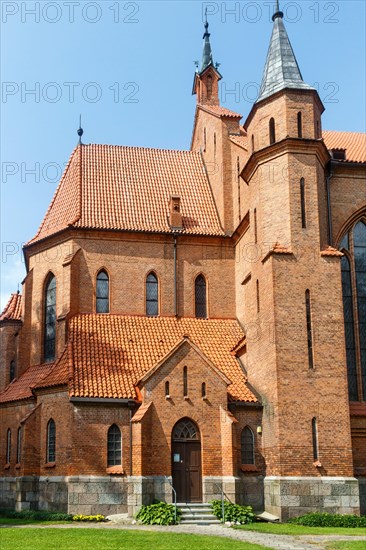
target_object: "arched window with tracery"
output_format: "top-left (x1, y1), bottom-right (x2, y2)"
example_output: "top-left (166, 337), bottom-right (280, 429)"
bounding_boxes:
top-left (44, 274), bottom-right (56, 362)
top-left (241, 426), bottom-right (255, 464)
top-left (339, 220), bottom-right (366, 400)
top-left (107, 424), bottom-right (122, 467)
top-left (172, 419), bottom-right (199, 441)
top-left (96, 270), bottom-right (109, 313)
top-left (146, 272), bottom-right (158, 316)
top-left (195, 275), bottom-right (207, 319)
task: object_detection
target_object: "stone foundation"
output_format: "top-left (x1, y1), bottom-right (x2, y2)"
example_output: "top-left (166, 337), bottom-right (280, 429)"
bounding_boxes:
top-left (358, 477), bottom-right (366, 516)
top-left (264, 476), bottom-right (360, 521)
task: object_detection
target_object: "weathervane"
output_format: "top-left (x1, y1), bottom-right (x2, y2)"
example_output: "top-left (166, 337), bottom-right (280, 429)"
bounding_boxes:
top-left (77, 115), bottom-right (84, 145)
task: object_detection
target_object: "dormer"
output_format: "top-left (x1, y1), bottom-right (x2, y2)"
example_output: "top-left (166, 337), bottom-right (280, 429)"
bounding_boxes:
top-left (169, 195), bottom-right (183, 230)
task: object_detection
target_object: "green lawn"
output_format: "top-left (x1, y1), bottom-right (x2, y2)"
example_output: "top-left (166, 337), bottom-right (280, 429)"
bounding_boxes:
top-left (0, 528), bottom-right (271, 550)
top-left (235, 523), bottom-right (366, 536)
top-left (325, 543), bottom-right (366, 550)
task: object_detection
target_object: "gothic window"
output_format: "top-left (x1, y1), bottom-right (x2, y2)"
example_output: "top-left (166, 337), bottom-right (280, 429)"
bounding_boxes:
top-left (340, 221), bottom-right (366, 401)
top-left (107, 424), bottom-right (122, 467)
top-left (44, 274), bottom-right (56, 362)
top-left (201, 382), bottom-right (206, 398)
top-left (6, 429), bottom-right (11, 464)
top-left (269, 118), bottom-right (276, 145)
top-left (146, 272), bottom-right (158, 316)
top-left (46, 419), bottom-right (56, 463)
top-left (297, 111), bottom-right (303, 138)
top-left (96, 270), bottom-right (109, 313)
top-left (251, 134), bottom-right (255, 152)
top-left (300, 178), bottom-right (306, 228)
top-left (183, 366), bottom-right (188, 397)
top-left (312, 417), bottom-right (319, 460)
top-left (172, 419), bottom-right (199, 441)
top-left (9, 360), bottom-right (16, 382)
top-left (195, 275), bottom-right (207, 318)
top-left (306, 290), bottom-right (314, 368)
top-left (165, 381), bottom-right (170, 397)
top-left (17, 427), bottom-right (22, 464)
top-left (241, 426), bottom-right (255, 464)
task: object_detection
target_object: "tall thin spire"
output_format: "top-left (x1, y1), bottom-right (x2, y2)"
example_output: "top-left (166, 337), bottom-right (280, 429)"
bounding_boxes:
top-left (201, 8), bottom-right (213, 72)
top-left (256, 2), bottom-right (314, 102)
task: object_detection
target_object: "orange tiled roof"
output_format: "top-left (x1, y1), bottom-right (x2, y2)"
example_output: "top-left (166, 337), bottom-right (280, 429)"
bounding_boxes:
top-left (229, 135), bottom-right (248, 150)
top-left (0, 292), bottom-right (22, 322)
top-left (199, 104), bottom-right (243, 119)
top-left (68, 315), bottom-right (256, 403)
top-left (323, 131), bottom-right (366, 163)
top-left (0, 363), bottom-right (54, 404)
top-left (34, 348), bottom-right (70, 390)
top-left (27, 144), bottom-right (225, 245)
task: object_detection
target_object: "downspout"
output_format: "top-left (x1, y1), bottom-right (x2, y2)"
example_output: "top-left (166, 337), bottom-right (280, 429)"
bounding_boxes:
top-left (326, 163), bottom-right (334, 246)
top-left (129, 403), bottom-right (133, 476)
top-left (174, 234), bottom-right (178, 317)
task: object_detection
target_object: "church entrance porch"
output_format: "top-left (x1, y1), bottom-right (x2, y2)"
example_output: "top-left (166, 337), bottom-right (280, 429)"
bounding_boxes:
top-left (171, 418), bottom-right (202, 503)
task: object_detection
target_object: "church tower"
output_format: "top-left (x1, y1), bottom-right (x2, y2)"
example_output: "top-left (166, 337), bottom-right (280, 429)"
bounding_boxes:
top-left (236, 1), bottom-right (359, 519)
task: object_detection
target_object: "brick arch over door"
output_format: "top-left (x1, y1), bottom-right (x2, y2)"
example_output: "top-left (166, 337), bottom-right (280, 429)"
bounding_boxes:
top-left (171, 418), bottom-right (202, 503)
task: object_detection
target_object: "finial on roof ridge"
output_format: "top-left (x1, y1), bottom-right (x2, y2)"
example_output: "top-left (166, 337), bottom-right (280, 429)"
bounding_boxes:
top-left (272, 0), bottom-right (283, 21)
top-left (77, 114), bottom-right (84, 145)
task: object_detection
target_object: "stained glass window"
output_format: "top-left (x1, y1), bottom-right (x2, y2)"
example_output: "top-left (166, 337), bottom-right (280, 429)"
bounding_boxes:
top-left (146, 272), bottom-right (158, 316)
top-left (195, 275), bottom-right (207, 319)
top-left (44, 275), bottom-right (56, 362)
top-left (107, 424), bottom-right (121, 466)
top-left (96, 270), bottom-right (109, 313)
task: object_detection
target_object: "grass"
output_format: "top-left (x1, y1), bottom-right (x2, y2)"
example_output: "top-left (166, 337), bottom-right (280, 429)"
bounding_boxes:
top-left (235, 522), bottom-right (366, 536)
top-left (325, 543), bottom-right (366, 550)
top-left (0, 518), bottom-right (69, 525)
top-left (0, 528), bottom-right (271, 550)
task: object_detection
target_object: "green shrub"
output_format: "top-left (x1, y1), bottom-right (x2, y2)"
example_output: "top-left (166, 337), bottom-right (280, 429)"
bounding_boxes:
top-left (73, 514), bottom-right (106, 522)
top-left (0, 509), bottom-right (73, 521)
top-left (210, 500), bottom-right (255, 524)
top-left (289, 513), bottom-right (366, 528)
top-left (136, 501), bottom-right (181, 525)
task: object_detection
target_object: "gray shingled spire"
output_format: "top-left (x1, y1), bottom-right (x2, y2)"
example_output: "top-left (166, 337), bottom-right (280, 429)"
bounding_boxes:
top-left (201, 10), bottom-right (213, 73)
top-left (257, 1), bottom-right (314, 102)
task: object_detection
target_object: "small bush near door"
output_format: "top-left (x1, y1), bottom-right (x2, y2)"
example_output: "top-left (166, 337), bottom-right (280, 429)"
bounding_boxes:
top-left (211, 500), bottom-right (255, 524)
top-left (136, 501), bottom-right (181, 525)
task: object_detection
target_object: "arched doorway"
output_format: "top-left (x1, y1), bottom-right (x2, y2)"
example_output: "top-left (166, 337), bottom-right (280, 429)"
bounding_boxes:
top-left (172, 418), bottom-right (202, 503)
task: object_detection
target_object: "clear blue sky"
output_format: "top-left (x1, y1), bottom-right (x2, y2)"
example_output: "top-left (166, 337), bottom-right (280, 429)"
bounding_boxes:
top-left (1, 0), bottom-right (365, 308)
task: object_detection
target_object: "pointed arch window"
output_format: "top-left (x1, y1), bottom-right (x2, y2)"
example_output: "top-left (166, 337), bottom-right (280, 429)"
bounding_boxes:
top-left (6, 429), bottom-right (11, 464)
top-left (146, 272), bottom-right (158, 316)
top-left (46, 419), bottom-right (56, 463)
top-left (44, 275), bottom-right (56, 362)
top-left (107, 424), bottom-right (121, 467)
top-left (195, 275), bottom-right (207, 318)
top-left (339, 220), bottom-right (366, 401)
top-left (17, 427), bottom-right (22, 464)
top-left (241, 426), bottom-right (255, 465)
top-left (297, 112), bottom-right (303, 138)
top-left (172, 419), bottom-right (199, 441)
top-left (269, 118), bottom-right (276, 145)
top-left (10, 360), bottom-right (16, 383)
top-left (96, 270), bottom-right (109, 313)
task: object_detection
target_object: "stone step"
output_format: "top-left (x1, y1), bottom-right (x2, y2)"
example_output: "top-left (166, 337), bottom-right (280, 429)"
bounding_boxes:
top-left (177, 503), bottom-right (212, 507)
top-left (180, 519), bottom-right (221, 525)
top-left (179, 508), bottom-right (213, 514)
top-left (180, 513), bottom-right (217, 520)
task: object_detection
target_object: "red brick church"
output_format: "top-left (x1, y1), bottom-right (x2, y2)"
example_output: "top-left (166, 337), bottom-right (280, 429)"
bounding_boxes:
top-left (1, 5), bottom-right (365, 520)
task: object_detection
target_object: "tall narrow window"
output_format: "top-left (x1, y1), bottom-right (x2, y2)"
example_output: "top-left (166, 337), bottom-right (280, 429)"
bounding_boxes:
top-left (203, 128), bottom-right (206, 152)
top-left (214, 133), bottom-right (217, 158)
top-left (46, 419), bottom-right (56, 463)
top-left (251, 134), bottom-right (255, 152)
top-left (146, 272), bottom-right (158, 316)
top-left (256, 280), bottom-right (260, 313)
top-left (339, 222), bottom-right (366, 401)
top-left (316, 120), bottom-right (320, 139)
top-left (341, 254), bottom-right (358, 400)
top-left (44, 274), bottom-right (56, 362)
top-left (297, 111), bottom-right (303, 138)
top-left (312, 418), bottom-right (319, 460)
top-left (305, 290), bottom-right (314, 368)
top-left (241, 426), bottom-right (254, 464)
top-left (165, 381), bottom-right (170, 397)
top-left (9, 360), bottom-right (16, 382)
top-left (254, 208), bottom-right (258, 243)
top-left (96, 270), bottom-right (109, 313)
top-left (300, 178), bottom-right (306, 228)
top-left (207, 75), bottom-right (213, 99)
top-left (269, 118), bottom-right (276, 144)
top-left (354, 222), bottom-right (366, 398)
top-left (195, 275), bottom-right (207, 318)
top-left (183, 366), bottom-right (188, 397)
top-left (17, 427), bottom-right (22, 464)
top-left (6, 429), bottom-right (11, 464)
top-left (107, 424), bottom-right (121, 467)
top-left (201, 382), bottom-right (206, 398)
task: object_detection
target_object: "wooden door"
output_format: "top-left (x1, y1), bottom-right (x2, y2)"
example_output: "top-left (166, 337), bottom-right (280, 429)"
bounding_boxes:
top-left (172, 441), bottom-right (202, 502)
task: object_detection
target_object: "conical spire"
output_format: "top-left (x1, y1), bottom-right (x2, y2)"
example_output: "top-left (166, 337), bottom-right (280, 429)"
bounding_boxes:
top-left (201, 9), bottom-right (213, 73)
top-left (256, 1), bottom-right (314, 102)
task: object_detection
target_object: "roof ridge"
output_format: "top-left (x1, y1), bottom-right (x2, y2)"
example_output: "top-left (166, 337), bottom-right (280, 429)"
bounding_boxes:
top-left (83, 143), bottom-right (201, 155)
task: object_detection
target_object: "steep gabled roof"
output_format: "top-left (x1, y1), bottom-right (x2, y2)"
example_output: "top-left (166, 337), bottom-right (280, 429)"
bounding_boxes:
top-left (27, 144), bottom-right (225, 246)
top-left (0, 363), bottom-right (54, 404)
top-left (323, 131), bottom-right (366, 164)
top-left (0, 292), bottom-right (22, 322)
top-left (68, 315), bottom-right (256, 403)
